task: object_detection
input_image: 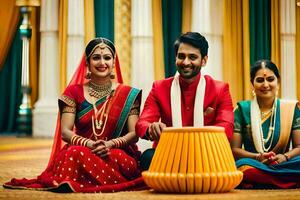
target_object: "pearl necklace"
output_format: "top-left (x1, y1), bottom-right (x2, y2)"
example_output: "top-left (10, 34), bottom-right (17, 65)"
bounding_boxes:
top-left (259, 99), bottom-right (277, 152)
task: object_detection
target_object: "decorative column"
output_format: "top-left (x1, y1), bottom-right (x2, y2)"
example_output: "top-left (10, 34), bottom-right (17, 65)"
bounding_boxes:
top-left (67, 0), bottom-right (85, 82)
top-left (15, 0), bottom-right (40, 135)
top-left (33, 0), bottom-right (59, 137)
top-left (115, 0), bottom-right (132, 85)
top-left (191, 0), bottom-right (223, 80)
top-left (131, 0), bottom-right (154, 152)
top-left (280, 0), bottom-right (297, 99)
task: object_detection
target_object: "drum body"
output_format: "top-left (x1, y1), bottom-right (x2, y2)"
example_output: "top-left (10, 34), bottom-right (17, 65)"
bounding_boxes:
top-left (142, 126), bottom-right (243, 193)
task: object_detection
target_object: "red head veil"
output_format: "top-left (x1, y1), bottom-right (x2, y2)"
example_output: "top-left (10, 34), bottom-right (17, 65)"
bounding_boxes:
top-left (47, 48), bottom-right (123, 168)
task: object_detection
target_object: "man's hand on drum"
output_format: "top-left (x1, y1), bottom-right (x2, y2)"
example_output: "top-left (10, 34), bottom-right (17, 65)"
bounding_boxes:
top-left (147, 122), bottom-right (166, 141)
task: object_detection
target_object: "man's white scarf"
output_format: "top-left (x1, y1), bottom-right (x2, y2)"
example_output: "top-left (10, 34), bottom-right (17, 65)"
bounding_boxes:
top-left (170, 73), bottom-right (206, 127)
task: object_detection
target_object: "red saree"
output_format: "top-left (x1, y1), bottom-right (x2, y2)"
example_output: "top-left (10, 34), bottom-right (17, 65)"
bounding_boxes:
top-left (4, 84), bottom-right (145, 192)
top-left (4, 54), bottom-right (146, 192)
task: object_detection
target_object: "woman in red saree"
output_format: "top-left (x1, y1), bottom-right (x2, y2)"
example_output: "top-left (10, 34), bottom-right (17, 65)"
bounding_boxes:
top-left (4, 38), bottom-right (145, 192)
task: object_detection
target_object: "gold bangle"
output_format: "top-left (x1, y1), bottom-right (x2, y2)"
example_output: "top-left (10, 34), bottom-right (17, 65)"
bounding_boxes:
top-left (283, 153), bottom-right (289, 161)
top-left (70, 135), bottom-right (90, 147)
top-left (111, 139), bottom-right (118, 148)
top-left (82, 138), bottom-right (89, 147)
top-left (70, 135), bottom-right (78, 145)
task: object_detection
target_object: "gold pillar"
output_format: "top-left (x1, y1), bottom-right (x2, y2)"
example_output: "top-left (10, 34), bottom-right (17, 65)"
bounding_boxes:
top-left (15, 0), bottom-right (40, 135)
top-left (114, 0), bottom-right (131, 84)
top-left (182, 0), bottom-right (192, 33)
top-left (152, 0), bottom-right (165, 80)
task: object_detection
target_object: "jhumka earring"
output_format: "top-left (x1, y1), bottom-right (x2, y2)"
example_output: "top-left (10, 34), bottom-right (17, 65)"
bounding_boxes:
top-left (252, 89), bottom-right (256, 97)
top-left (85, 71), bottom-right (91, 79)
top-left (110, 70), bottom-right (115, 79)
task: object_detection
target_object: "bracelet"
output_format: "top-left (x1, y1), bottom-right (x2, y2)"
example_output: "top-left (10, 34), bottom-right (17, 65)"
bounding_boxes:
top-left (283, 153), bottom-right (289, 161)
top-left (70, 135), bottom-right (91, 147)
top-left (111, 137), bottom-right (128, 148)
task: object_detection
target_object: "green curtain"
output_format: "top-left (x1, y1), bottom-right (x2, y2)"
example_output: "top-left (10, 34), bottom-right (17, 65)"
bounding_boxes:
top-left (0, 26), bottom-right (22, 134)
top-left (249, 0), bottom-right (271, 65)
top-left (162, 0), bottom-right (182, 77)
top-left (94, 0), bottom-right (114, 42)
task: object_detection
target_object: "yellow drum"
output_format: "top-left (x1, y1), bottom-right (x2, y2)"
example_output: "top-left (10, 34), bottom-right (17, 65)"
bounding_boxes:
top-left (142, 126), bottom-right (243, 193)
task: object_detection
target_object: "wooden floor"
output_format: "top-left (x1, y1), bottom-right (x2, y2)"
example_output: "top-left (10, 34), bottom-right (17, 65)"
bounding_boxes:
top-left (1, 136), bottom-right (300, 200)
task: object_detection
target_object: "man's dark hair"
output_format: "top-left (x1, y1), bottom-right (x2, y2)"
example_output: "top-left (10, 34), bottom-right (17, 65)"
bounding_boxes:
top-left (174, 32), bottom-right (209, 57)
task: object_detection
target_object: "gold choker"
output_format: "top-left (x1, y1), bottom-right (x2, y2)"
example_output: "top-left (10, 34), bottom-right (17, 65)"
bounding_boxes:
top-left (88, 81), bottom-right (112, 99)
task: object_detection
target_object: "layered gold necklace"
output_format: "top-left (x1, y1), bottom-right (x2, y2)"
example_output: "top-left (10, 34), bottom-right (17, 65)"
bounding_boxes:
top-left (88, 81), bottom-right (112, 99)
top-left (91, 96), bottom-right (111, 139)
top-left (88, 80), bottom-right (114, 139)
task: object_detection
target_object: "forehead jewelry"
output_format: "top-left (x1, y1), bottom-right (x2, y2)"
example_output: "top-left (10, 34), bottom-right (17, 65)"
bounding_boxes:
top-left (261, 61), bottom-right (267, 76)
top-left (87, 38), bottom-right (115, 58)
top-left (99, 39), bottom-right (107, 54)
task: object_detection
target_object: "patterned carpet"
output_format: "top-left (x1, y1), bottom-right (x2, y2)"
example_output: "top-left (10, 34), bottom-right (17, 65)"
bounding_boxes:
top-left (1, 136), bottom-right (300, 200)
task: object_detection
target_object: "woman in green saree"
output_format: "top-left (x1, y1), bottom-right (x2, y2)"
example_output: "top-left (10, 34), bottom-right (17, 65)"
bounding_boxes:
top-left (231, 59), bottom-right (300, 188)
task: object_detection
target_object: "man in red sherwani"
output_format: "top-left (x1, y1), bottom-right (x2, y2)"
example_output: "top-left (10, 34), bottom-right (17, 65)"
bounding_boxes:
top-left (135, 32), bottom-right (234, 170)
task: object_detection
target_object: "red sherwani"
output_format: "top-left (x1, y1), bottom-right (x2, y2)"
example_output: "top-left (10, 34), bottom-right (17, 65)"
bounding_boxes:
top-left (135, 73), bottom-right (234, 144)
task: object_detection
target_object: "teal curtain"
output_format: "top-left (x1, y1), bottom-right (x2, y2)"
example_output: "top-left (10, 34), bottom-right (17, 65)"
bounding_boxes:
top-left (0, 26), bottom-right (22, 134)
top-left (162, 0), bottom-right (182, 77)
top-left (249, 0), bottom-right (271, 65)
top-left (94, 0), bottom-right (114, 42)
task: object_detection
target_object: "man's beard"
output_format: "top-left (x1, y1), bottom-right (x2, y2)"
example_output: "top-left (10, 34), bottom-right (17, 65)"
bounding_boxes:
top-left (177, 65), bottom-right (202, 79)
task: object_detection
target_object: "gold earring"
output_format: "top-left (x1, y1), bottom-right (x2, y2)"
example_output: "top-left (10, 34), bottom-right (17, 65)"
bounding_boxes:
top-left (85, 71), bottom-right (91, 79)
top-left (110, 70), bottom-right (115, 79)
top-left (252, 89), bottom-right (256, 97)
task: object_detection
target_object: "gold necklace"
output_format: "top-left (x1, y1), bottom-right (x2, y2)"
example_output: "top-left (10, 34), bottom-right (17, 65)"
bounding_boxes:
top-left (91, 83), bottom-right (117, 139)
top-left (260, 109), bottom-right (272, 119)
top-left (92, 96), bottom-right (110, 138)
top-left (88, 81), bottom-right (112, 99)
